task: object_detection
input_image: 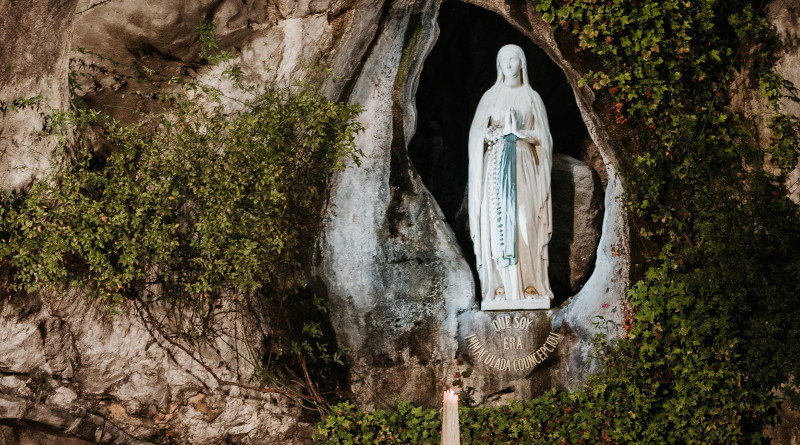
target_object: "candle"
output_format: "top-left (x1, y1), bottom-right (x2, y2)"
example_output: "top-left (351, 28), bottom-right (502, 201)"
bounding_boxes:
top-left (441, 388), bottom-right (461, 445)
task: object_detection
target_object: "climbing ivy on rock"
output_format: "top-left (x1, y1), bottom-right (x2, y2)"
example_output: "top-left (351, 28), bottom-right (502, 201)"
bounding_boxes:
top-left (541, 0), bottom-right (800, 440)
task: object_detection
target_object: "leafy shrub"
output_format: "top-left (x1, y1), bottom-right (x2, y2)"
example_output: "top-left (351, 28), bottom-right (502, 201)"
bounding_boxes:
top-left (316, 390), bottom-right (659, 444)
top-left (317, 400), bottom-right (443, 444)
top-left (0, 85), bottom-right (362, 311)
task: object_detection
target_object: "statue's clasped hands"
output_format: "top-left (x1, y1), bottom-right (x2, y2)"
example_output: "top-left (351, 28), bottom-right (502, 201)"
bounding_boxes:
top-left (485, 108), bottom-right (537, 150)
top-left (504, 108), bottom-right (541, 163)
top-left (502, 108), bottom-right (526, 140)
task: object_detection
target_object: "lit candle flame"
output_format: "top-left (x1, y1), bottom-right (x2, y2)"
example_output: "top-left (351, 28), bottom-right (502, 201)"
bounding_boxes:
top-left (441, 388), bottom-right (460, 445)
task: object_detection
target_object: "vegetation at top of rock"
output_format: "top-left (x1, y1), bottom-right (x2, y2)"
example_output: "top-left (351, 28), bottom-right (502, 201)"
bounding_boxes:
top-left (0, 85), bottom-right (362, 312)
top-left (318, 0), bottom-right (800, 442)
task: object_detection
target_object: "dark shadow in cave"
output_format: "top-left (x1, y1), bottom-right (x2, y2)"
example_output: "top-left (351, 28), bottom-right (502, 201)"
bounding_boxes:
top-left (408, 0), bottom-right (600, 305)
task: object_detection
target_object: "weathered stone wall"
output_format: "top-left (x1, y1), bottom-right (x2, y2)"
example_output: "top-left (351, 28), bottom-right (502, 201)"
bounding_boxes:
top-left (0, 425), bottom-right (95, 445)
top-left (0, 290), bottom-right (309, 444)
top-left (314, 0), bottom-right (476, 410)
top-left (0, 0), bottom-right (79, 191)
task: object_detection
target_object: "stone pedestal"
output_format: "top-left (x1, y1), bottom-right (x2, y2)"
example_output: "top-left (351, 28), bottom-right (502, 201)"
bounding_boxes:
top-left (481, 298), bottom-right (550, 311)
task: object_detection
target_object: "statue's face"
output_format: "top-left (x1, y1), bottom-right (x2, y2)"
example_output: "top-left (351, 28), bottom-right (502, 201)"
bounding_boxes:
top-left (498, 49), bottom-right (522, 82)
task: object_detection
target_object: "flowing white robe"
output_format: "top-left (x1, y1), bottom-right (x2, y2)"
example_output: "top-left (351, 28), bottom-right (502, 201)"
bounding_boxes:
top-left (468, 83), bottom-right (553, 302)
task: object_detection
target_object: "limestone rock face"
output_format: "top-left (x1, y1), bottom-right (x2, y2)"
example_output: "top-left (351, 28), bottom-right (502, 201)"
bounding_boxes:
top-left (730, 0), bottom-right (800, 204)
top-left (316, 0), bottom-right (630, 409)
top-left (315, 0), bottom-right (476, 410)
top-left (550, 153), bottom-right (604, 296)
top-left (0, 424), bottom-right (95, 445)
top-left (772, 2), bottom-right (800, 204)
top-left (0, 0), bottom-right (78, 191)
top-left (3, 0), bottom-right (798, 441)
top-left (0, 0), bottom-right (636, 441)
top-left (0, 291), bottom-right (310, 444)
top-left (735, 3), bottom-right (800, 443)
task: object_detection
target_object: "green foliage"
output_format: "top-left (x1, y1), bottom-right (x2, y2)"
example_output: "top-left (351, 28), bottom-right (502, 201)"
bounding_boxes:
top-left (318, 1), bottom-right (800, 442)
top-left (535, 0), bottom-right (800, 440)
top-left (317, 388), bottom-right (670, 444)
top-left (768, 112), bottom-right (800, 170)
top-left (197, 20), bottom-right (232, 64)
top-left (1, 95), bottom-right (45, 116)
top-left (0, 85), bottom-right (362, 312)
top-left (5, 31), bottom-right (361, 410)
top-left (291, 294), bottom-right (347, 367)
top-left (316, 399), bottom-right (443, 444)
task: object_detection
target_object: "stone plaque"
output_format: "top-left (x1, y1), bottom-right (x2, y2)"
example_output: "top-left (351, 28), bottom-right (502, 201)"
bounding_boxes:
top-left (459, 311), bottom-right (560, 374)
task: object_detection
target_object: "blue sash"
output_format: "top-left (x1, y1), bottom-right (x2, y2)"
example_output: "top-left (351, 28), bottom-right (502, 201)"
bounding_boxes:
top-left (494, 133), bottom-right (517, 268)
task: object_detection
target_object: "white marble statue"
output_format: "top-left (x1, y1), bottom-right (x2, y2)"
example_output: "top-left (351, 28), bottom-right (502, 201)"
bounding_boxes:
top-left (468, 44), bottom-right (554, 310)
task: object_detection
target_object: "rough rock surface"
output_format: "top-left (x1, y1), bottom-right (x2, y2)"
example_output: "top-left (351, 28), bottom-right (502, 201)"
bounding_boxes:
top-left (741, 2), bottom-right (800, 443)
top-left (0, 425), bottom-right (94, 445)
top-left (773, 2), bottom-right (800, 203)
top-left (318, 0), bottom-right (628, 407)
top-left (0, 391), bottom-right (148, 444)
top-left (769, 3), bottom-right (800, 441)
top-left (766, 398), bottom-right (800, 445)
top-left (550, 153), bottom-right (604, 297)
top-left (314, 0), bottom-right (630, 410)
top-left (0, 291), bottom-right (310, 444)
top-left (0, 0), bottom-right (78, 191)
top-left (315, 0), bottom-right (476, 410)
top-left (0, 0), bottom-right (638, 442)
top-left (730, 0), bottom-right (800, 205)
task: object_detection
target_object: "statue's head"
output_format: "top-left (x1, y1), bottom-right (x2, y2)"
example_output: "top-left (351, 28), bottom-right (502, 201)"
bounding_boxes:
top-left (496, 44), bottom-right (528, 86)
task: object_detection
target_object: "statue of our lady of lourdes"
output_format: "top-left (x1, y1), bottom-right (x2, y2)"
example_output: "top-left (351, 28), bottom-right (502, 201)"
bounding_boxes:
top-left (468, 44), bottom-right (554, 310)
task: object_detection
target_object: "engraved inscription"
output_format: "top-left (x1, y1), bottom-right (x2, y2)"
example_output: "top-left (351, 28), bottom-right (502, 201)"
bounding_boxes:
top-left (466, 315), bottom-right (562, 372)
